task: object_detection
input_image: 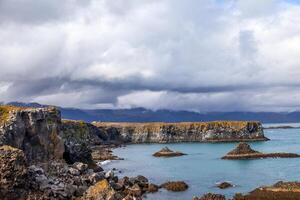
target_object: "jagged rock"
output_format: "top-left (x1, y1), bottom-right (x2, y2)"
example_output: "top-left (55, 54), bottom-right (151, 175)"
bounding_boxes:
top-left (61, 120), bottom-right (104, 146)
top-left (63, 140), bottom-right (93, 165)
top-left (0, 145), bottom-right (28, 200)
top-left (160, 181), bottom-right (189, 192)
top-left (73, 162), bottom-right (88, 173)
top-left (127, 184), bottom-right (142, 197)
top-left (147, 183), bottom-right (159, 193)
top-left (217, 182), bottom-right (233, 189)
top-left (81, 179), bottom-right (118, 200)
top-left (118, 176), bottom-right (130, 187)
top-left (88, 172), bottom-right (105, 184)
top-left (153, 147), bottom-right (186, 157)
top-left (68, 167), bottom-right (80, 176)
top-left (194, 196), bottom-right (200, 200)
top-left (0, 106), bottom-right (64, 164)
top-left (128, 175), bottom-right (148, 186)
top-left (200, 193), bottom-right (226, 200)
top-left (222, 142), bottom-right (300, 160)
top-left (105, 170), bottom-right (114, 179)
top-left (110, 182), bottom-right (124, 191)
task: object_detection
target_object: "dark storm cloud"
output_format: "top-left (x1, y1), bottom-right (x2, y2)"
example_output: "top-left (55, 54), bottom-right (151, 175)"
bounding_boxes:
top-left (0, 0), bottom-right (300, 111)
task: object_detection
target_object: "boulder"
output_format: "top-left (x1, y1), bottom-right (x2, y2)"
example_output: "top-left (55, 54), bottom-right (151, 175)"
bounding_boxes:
top-left (81, 179), bottom-right (117, 200)
top-left (160, 181), bottom-right (189, 192)
top-left (147, 183), bottom-right (159, 193)
top-left (63, 140), bottom-right (93, 165)
top-left (127, 184), bottom-right (142, 197)
top-left (73, 162), bottom-right (88, 173)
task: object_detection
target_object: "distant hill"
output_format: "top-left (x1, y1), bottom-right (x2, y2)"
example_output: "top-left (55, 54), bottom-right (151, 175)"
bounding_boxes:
top-left (4, 102), bottom-right (300, 123)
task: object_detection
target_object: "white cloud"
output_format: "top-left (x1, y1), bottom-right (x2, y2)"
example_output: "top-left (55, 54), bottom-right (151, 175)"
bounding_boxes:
top-left (0, 0), bottom-right (300, 111)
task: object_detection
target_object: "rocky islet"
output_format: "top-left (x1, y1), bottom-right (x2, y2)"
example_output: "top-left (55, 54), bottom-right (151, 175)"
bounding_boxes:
top-left (222, 142), bottom-right (300, 160)
top-left (153, 146), bottom-right (186, 157)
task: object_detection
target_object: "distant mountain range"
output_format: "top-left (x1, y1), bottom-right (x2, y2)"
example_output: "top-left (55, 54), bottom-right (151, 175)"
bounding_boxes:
top-left (3, 102), bottom-right (300, 123)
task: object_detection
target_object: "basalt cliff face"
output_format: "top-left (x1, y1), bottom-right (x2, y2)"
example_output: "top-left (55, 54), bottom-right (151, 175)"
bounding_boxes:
top-left (0, 106), bottom-right (64, 164)
top-left (93, 121), bottom-right (267, 143)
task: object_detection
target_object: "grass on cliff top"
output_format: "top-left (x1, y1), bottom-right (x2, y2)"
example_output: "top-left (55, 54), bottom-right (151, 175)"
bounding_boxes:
top-left (93, 121), bottom-right (260, 130)
top-left (0, 105), bottom-right (24, 125)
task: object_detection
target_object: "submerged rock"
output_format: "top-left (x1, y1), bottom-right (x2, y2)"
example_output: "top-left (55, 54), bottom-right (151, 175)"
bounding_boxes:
top-left (160, 181), bottom-right (189, 192)
top-left (153, 147), bottom-right (186, 157)
top-left (217, 182), bottom-right (233, 189)
top-left (222, 142), bottom-right (300, 160)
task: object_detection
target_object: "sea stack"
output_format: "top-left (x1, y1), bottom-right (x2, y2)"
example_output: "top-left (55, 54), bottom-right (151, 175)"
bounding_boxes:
top-left (222, 142), bottom-right (300, 160)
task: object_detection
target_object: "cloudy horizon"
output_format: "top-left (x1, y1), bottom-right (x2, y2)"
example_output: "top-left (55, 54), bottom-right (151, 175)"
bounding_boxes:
top-left (1, 0), bottom-right (300, 112)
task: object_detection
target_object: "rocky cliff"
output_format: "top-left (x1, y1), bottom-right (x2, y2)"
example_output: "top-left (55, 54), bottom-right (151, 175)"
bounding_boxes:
top-left (0, 106), bottom-right (64, 164)
top-left (93, 121), bottom-right (267, 143)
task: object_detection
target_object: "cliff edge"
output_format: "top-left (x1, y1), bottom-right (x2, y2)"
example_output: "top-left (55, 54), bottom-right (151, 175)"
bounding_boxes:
top-left (93, 121), bottom-right (267, 143)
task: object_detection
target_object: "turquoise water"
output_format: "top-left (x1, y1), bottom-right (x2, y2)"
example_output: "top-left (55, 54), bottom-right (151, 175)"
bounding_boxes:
top-left (104, 128), bottom-right (300, 199)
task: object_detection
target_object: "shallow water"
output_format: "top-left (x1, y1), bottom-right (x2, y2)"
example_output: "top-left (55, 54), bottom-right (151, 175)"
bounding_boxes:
top-left (104, 127), bottom-right (300, 199)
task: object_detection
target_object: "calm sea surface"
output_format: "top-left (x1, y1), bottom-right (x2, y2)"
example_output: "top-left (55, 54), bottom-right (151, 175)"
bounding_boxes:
top-left (104, 124), bottom-right (300, 199)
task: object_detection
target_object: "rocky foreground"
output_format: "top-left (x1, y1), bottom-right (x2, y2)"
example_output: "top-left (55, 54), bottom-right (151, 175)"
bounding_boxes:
top-left (222, 142), bottom-right (300, 160)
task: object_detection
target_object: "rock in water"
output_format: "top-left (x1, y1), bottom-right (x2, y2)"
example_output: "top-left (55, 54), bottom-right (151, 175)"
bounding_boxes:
top-left (153, 147), bottom-right (186, 157)
top-left (226, 142), bottom-right (259, 155)
top-left (0, 145), bottom-right (28, 200)
top-left (160, 181), bottom-right (189, 192)
top-left (222, 142), bottom-right (300, 160)
top-left (200, 193), bottom-right (226, 200)
top-left (217, 182), bottom-right (233, 189)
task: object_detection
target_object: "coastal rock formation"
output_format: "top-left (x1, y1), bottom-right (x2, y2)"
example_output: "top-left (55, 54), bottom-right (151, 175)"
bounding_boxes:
top-left (0, 145), bottom-right (28, 200)
top-left (233, 181), bottom-right (300, 200)
top-left (82, 174), bottom-right (160, 200)
top-left (61, 120), bottom-right (104, 166)
top-left (153, 147), bottom-right (186, 157)
top-left (160, 181), bottom-right (189, 192)
top-left (93, 121), bottom-right (267, 143)
top-left (222, 142), bottom-right (300, 160)
top-left (0, 106), bottom-right (64, 164)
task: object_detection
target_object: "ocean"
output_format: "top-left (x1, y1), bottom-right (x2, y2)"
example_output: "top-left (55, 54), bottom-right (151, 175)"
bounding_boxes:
top-left (104, 124), bottom-right (300, 199)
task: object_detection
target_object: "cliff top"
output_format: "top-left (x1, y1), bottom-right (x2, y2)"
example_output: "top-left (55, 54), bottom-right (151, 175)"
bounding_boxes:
top-left (0, 105), bottom-right (59, 125)
top-left (0, 105), bottom-right (24, 125)
top-left (93, 121), bottom-right (261, 131)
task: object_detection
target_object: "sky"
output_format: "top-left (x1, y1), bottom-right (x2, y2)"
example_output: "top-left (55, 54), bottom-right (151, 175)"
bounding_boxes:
top-left (0, 0), bottom-right (300, 112)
